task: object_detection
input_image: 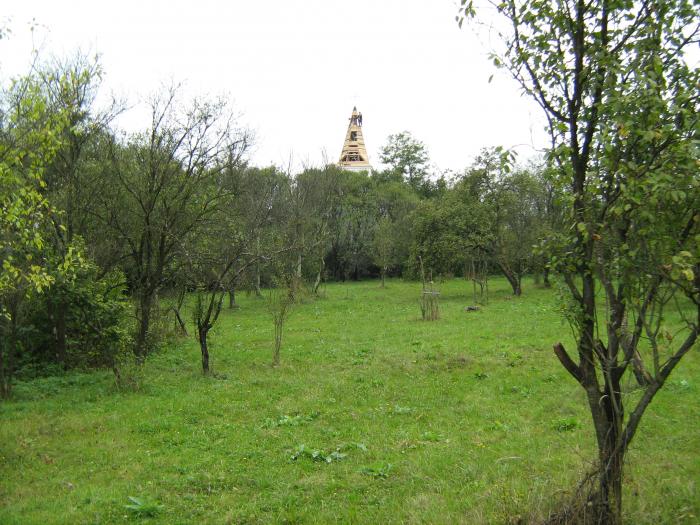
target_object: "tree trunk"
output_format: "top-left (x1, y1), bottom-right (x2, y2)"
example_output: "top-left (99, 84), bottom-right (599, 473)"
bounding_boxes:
top-left (254, 236), bottom-right (262, 296)
top-left (48, 296), bottom-right (68, 369)
top-left (0, 329), bottom-right (11, 399)
top-left (543, 267), bottom-right (551, 287)
top-left (135, 291), bottom-right (154, 358)
top-left (254, 265), bottom-right (262, 296)
top-left (228, 287), bottom-right (238, 308)
top-left (588, 390), bottom-right (624, 525)
top-left (497, 261), bottom-right (521, 296)
top-left (199, 326), bottom-right (210, 374)
top-left (1, 302), bottom-right (18, 398)
top-left (172, 306), bottom-right (188, 336)
top-left (312, 256), bottom-right (325, 295)
top-left (273, 322), bottom-right (282, 366)
top-left (381, 268), bottom-right (386, 288)
top-left (55, 301), bottom-right (68, 368)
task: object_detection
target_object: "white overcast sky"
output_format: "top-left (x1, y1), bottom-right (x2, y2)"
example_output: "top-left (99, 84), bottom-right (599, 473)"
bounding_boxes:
top-left (1, 0), bottom-right (547, 173)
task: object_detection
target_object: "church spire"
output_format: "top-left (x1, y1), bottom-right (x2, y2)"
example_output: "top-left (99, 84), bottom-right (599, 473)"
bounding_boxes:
top-left (338, 107), bottom-right (371, 172)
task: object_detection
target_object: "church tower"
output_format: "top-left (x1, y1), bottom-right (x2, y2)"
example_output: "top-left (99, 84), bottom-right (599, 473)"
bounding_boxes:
top-left (338, 107), bottom-right (372, 172)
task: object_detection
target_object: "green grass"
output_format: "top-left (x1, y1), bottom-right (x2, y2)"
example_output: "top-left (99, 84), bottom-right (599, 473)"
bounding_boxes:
top-left (1, 278), bottom-right (698, 524)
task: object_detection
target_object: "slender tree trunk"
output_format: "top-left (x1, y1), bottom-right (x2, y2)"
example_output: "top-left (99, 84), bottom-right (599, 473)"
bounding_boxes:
top-left (381, 267), bottom-right (386, 288)
top-left (254, 236), bottom-right (262, 296)
top-left (543, 266), bottom-right (551, 287)
top-left (55, 301), bottom-right (67, 368)
top-left (228, 287), bottom-right (238, 308)
top-left (172, 306), bottom-right (188, 336)
top-left (0, 337), bottom-right (7, 399)
top-left (47, 296), bottom-right (68, 369)
top-left (199, 326), bottom-right (210, 374)
top-left (312, 256), bottom-right (325, 295)
top-left (1, 302), bottom-right (18, 398)
top-left (273, 321), bottom-right (282, 366)
top-left (135, 290), bottom-right (154, 358)
top-left (0, 330), bottom-right (11, 399)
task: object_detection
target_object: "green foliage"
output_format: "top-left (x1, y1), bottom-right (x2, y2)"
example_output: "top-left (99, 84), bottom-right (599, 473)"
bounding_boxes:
top-left (379, 131), bottom-right (431, 194)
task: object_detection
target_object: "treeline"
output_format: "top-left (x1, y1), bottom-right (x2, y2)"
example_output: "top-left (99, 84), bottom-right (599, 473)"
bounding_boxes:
top-left (0, 55), bottom-right (557, 395)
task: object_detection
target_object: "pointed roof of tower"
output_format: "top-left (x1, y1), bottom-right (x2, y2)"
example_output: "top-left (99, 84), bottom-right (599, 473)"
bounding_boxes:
top-left (338, 107), bottom-right (371, 172)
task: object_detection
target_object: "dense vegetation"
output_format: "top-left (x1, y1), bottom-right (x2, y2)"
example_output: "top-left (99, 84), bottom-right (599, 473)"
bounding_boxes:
top-left (1, 0), bottom-right (699, 522)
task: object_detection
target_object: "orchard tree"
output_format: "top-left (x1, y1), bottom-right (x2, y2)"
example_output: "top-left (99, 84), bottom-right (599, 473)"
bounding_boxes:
top-left (379, 131), bottom-right (431, 194)
top-left (460, 0), bottom-right (699, 522)
top-left (0, 74), bottom-right (69, 396)
top-left (458, 147), bottom-right (547, 296)
top-left (98, 86), bottom-right (251, 357)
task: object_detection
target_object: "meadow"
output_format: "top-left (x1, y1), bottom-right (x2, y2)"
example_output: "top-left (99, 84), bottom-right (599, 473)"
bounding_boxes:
top-left (1, 278), bottom-right (698, 524)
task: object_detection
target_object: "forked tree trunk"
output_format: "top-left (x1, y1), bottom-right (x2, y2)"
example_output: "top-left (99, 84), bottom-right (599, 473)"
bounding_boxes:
top-left (589, 378), bottom-right (624, 524)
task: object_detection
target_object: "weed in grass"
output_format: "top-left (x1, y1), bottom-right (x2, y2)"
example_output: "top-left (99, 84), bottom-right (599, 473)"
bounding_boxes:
top-left (290, 444), bottom-right (347, 463)
top-left (124, 496), bottom-right (163, 518)
top-left (361, 462), bottom-right (392, 479)
top-left (668, 378), bottom-right (691, 392)
top-left (262, 412), bottom-right (319, 428)
top-left (553, 418), bottom-right (580, 432)
top-left (420, 430), bottom-right (443, 443)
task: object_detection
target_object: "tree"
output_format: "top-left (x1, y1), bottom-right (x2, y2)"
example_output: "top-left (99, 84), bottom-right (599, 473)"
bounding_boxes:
top-left (460, 1), bottom-right (699, 522)
top-left (379, 131), bottom-right (431, 193)
top-left (33, 54), bottom-right (124, 369)
top-left (457, 147), bottom-right (547, 296)
top-left (183, 164), bottom-right (285, 375)
top-left (97, 86), bottom-right (251, 357)
top-left (0, 74), bottom-right (68, 396)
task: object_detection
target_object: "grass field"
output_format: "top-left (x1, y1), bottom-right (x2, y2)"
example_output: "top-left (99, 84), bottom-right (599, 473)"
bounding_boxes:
top-left (1, 278), bottom-right (698, 524)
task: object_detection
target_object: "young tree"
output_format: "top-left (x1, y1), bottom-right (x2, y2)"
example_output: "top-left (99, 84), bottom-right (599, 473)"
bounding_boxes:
top-left (460, 1), bottom-right (699, 521)
top-left (184, 165), bottom-right (286, 374)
